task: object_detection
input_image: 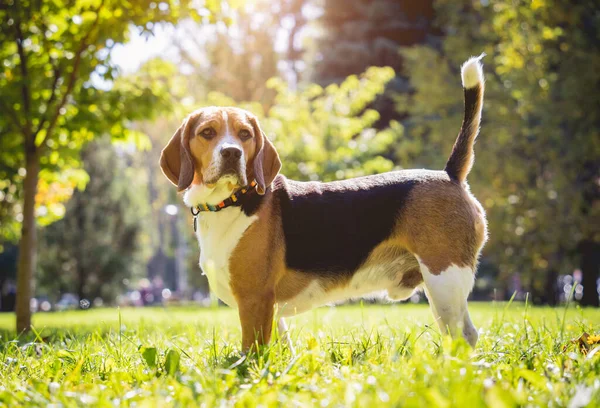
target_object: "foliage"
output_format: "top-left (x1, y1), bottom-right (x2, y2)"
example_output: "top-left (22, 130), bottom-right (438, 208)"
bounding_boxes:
top-left (0, 304), bottom-right (599, 406)
top-left (396, 0), bottom-right (600, 301)
top-left (37, 138), bottom-right (150, 302)
top-left (0, 0), bottom-right (199, 241)
top-left (0, 141), bottom-right (24, 245)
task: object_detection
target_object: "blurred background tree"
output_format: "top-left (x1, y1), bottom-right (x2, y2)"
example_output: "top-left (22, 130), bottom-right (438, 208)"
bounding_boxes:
top-left (38, 137), bottom-right (149, 303)
top-left (182, 4), bottom-right (279, 107)
top-left (1, 0), bottom-right (598, 323)
top-left (314, 0), bottom-right (437, 126)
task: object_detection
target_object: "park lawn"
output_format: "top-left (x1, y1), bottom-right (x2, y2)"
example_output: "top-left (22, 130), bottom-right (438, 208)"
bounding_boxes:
top-left (0, 303), bottom-right (599, 407)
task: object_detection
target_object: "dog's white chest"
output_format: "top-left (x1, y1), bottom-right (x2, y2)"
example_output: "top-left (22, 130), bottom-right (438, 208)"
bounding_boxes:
top-left (196, 209), bottom-right (257, 308)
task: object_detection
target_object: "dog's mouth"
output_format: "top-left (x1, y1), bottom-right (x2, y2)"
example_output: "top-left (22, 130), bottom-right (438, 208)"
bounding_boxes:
top-left (204, 171), bottom-right (246, 190)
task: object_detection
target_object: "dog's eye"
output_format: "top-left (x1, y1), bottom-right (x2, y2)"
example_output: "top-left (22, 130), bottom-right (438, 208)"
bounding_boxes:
top-left (239, 129), bottom-right (252, 141)
top-left (199, 128), bottom-right (216, 139)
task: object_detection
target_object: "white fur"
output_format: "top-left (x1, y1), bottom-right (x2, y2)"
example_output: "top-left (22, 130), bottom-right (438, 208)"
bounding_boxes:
top-left (418, 260), bottom-right (478, 346)
top-left (185, 180), bottom-right (257, 308)
top-left (278, 261), bottom-right (419, 317)
top-left (461, 54), bottom-right (485, 89)
top-left (195, 209), bottom-right (257, 307)
top-left (184, 179), bottom-right (238, 206)
top-left (277, 318), bottom-right (295, 355)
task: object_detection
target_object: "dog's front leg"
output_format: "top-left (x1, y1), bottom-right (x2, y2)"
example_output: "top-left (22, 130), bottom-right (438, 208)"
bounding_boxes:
top-left (237, 289), bottom-right (275, 352)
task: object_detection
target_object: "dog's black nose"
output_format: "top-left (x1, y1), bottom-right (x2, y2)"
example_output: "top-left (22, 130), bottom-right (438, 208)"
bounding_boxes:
top-left (220, 146), bottom-right (242, 160)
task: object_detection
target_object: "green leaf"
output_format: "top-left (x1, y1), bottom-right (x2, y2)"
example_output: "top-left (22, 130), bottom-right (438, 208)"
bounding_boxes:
top-left (164, 349), bottom-right (180, 376)
top-left (518, 369), bottom-right (547, 390)
top-left (485, 385), bottom-right (518, 408)
top-left (113, 130), bottom-right (152, 151)
top-left (139, 346), bottom-right (157, 368)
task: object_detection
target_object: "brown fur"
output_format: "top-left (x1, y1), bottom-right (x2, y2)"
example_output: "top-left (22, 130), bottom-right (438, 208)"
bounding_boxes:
top-left (160, 121), bottom-right (195, 192)
top-left (400, 268), bottom-right (424, 289)
top-left (361, 240), bottom-right (421, 283)
top-left (397, 176), bottom-right (487, 275)
top-left (160, 107), bottom-right (280, 195)
top-left (445, 84), bottom-right (484, 182)
top-left (228, 191), bottom-right (279, 348)
top-left (276, 270), bottom-right (317, 302)
top-left (248, 116), bottom-right (281, 194)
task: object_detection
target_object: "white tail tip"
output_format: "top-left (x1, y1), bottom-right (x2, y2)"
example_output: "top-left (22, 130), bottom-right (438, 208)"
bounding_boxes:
top-left (461, 53), bottom-right (485, 89)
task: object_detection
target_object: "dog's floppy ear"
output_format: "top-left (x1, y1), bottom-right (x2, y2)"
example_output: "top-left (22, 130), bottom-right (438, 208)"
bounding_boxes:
top-left (160, 118), bottom-right (195, 192)
top-left (250, 116), bottom-right (281, 195)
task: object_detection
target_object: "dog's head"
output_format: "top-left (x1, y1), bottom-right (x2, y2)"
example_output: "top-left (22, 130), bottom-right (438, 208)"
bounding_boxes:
top-left (159, 107), bottom-right (281, 197)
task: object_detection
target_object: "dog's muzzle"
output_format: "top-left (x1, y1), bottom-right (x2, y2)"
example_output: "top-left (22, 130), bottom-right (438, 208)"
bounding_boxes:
top-left (217, 146), bottom-right (245, 184)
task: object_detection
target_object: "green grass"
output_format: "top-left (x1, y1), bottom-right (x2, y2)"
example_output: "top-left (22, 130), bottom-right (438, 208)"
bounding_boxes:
top-left (0, 303), bottom-right (599, 407)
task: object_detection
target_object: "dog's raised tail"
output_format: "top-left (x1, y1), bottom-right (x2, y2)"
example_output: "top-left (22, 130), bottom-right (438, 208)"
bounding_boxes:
top-left (445, 54), bottom-right (485, 183)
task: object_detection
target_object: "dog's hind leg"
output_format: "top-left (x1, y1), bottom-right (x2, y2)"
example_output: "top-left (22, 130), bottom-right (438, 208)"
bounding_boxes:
top-left (419, 260), bottom-right (478, 347)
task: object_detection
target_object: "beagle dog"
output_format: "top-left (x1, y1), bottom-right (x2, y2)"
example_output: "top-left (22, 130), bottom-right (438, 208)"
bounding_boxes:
top-left (160, 56), bottom-right (487, 350)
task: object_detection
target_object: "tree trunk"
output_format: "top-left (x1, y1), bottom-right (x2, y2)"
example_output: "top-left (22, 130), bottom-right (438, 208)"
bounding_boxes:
top-left (544, 268), bottom-right (559, 306)
top-left (579, 239), bottom-right (600, 307)
top-left (0, 277), bottom-right (5, 310)
top-left (76, 203), bottom-right (86, 303)
top-left (77, 264), bottom-right (86, 303)
top-left (15, 150), bottom-right (40, 333)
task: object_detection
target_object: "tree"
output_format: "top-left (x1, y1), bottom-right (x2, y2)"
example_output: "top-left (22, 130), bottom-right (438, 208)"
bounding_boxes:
top-left (314, 0), bottom-right (437, 126)
top-left (396, 0), bottom-right (600, 304)
top-left (137, 117), bottom-right (208, 296)
top-left (173, 0), bottom-right (284, 110)
top-left (278, 0), bottom-right (308, 87)
top-left (0, 0), bottom-right (219, 332)
top-left (38, 138), bottom-right (149, 303)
